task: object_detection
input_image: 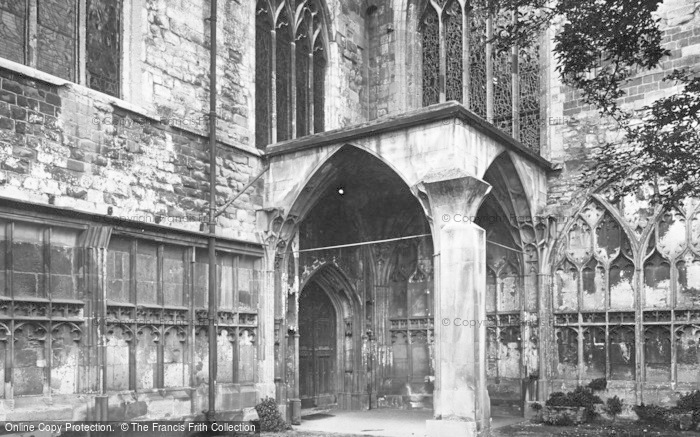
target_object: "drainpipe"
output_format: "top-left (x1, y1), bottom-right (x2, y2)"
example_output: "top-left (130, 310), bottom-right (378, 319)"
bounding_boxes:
top-left (206, 0), bottom-right (218, 422)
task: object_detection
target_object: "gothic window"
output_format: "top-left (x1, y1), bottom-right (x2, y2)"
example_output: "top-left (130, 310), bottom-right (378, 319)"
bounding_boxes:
top-left (0, 0), bottom-right (122, 97)
top-left (492, 11), bottom-right (512, 133)
top-left (0, 0), bottom-right (26, 64)
top-left (276, 6), bottom-right (293, 143)
top-left (444, 2), bottom-right (463, 102)
top-left (519, 44), bottom-right (541, 151)
top-left (85, 0), bottom-right (121, 96)
top-left (583, 326), bottom-right (606, 378)
top-left (468, 5), bottom-right (488, 118)
top-left (0, 219), bottom-right (84, 397)
top-left (105, 236), bottom-right (262, 390)
top-left (553, 194), bottom-right (700, 385)
top-left (255, 0), bottom-right (328, 149)
top-left (419, 0), bottom-right (541, 150)
top-left (313, 40), bottom-right (326, 134)
top-left (296, 17), bottom-right (311, 138)
top-left (255, 1), bottom-right (273, 148)
top-left (421, 6), bottom-right (440, 107)
top-left (483, 209), bottom-right (525, 385)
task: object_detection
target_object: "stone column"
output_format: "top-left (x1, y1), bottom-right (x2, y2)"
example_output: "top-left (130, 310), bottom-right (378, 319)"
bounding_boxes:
top-left (417, 173), bottom-right (491, 437)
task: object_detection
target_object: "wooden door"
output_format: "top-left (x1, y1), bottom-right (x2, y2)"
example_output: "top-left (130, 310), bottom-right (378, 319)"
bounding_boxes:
top-left (299, 283), bottom-right (336, 408)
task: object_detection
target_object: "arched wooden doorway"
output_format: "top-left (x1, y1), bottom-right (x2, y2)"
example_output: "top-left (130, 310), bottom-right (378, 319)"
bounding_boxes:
top-left (299, 282), bottom-right (337, 408)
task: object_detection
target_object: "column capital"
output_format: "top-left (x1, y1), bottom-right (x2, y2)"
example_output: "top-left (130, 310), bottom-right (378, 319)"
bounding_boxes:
top-left (414, 170), bottom-right (491, 224)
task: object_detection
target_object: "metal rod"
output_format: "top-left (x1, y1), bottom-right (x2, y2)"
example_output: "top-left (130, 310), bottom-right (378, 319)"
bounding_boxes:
top-left (290, 233), bottom-right (524, 254)
top-left (215, 164), bottom-right (269, 218)
top-left (206, 0), bottom-right (218, 422)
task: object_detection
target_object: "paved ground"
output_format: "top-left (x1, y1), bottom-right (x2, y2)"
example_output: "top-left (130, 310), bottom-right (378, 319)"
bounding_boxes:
top-left (270, 409), bottom-right (525, 437)
top-left (259, 412), bottom-right (700, 437)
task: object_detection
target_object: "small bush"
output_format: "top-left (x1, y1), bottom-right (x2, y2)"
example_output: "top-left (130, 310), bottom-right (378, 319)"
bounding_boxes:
top-left (677, 390), bottom-right (700, 412)
top-left (543, 386), bottom-right (603, 424)
top-left (254, 397), bottom-right (291, 432)
top-left (587, 377), bottom-right (607, 391)
top-left (606, 395), bottom-right (623, 420)
top-left (550, 414), bottom-right (575, 426)
top-left (633, 403), bottom-right (670, 427)
top-left (531, 402), bottom-right (543, 411)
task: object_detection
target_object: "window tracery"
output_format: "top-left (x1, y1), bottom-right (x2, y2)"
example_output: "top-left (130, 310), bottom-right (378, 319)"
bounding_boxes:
top-left (421, 7), bottom-right (440, 107)
top-left (255, 0), bottom-right (328, 149)
top-left (553, 192), bottom-right (700, 384)
top-left (419, 1), bottom-right (541, 150)
top-left (0, 0), bottom-right (122, 97)
top-left (445, 1), bottom-right (464, 103)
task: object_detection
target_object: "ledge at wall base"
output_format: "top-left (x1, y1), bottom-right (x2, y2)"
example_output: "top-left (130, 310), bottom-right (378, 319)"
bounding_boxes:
top-left (426, 419), bottom-right (478, 437)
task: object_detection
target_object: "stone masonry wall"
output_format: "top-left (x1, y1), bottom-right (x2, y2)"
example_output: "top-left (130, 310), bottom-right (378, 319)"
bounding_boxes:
top-left (545, 0), bottom-right (700, 213)
top-left (0, 69), bottom-right (262, 242)
top-left (326, 0), bottom-right (370, 127)
top-left (542, 0), bottom-right (700, 413)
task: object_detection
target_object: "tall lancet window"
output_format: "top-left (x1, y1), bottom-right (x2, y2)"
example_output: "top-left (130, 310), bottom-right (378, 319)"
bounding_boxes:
top-left (255, 0), bottom-right (329, 149)
top-left (255, 1), bottom-right (273, 148)
top-left (418, 0), bottom-right (541, 152)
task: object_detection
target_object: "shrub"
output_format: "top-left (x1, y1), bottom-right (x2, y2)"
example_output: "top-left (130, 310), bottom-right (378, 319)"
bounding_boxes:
top-left (677, 390), bottom-right (700, 427)
top-left (587, 377), bottom-right (607, 391)
top-left (254, 397), bottom-right (291, 432)
top-left (606, 395), bottom-right (623, 421)
top-left (677, 390), bottom-right (700, 412)
top-left (633, 403), bottom-right (670, 427)
top-left (545, 391), bottom-right (569, 408)
top-left (543, 386), bottom-right (603, 424)
top-left (550, 414), bottom-right (575, 426)
top-left (531, 402), bottom-right (543, 411)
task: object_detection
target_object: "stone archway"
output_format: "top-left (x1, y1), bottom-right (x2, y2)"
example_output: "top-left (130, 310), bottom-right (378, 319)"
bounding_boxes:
top-left (261, 106), bottom-right (553, 436)
top-left (297, 263), bottom-right (364, 411)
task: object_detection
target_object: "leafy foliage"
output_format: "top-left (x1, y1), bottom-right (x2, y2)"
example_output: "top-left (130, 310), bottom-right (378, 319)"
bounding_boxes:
top-left (254, 397), bottom-right (291, 432)
top-left (488, 0), bottom-right (699, 207)
top-left (606, 396), bottom-right (624, 420)
top-left (633, 392), bottom-right (700, 429)
top-left (545, 386), bottom-right (603, 422)
top-left (587, 377), bottom-right (607, 391)
top-left (633, 403), bottom-right (670, 426)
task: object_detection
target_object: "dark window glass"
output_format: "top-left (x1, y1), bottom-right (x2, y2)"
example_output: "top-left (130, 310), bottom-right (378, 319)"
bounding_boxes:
top-left (86, 0), bottom-right (121, 97)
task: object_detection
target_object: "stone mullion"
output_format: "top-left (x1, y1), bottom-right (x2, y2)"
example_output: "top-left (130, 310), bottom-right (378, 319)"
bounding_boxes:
top-left (290, 41), bottom-right (297, 140)
top-left (27, 0), bottom-right (37, 67)
top-left (270, 29), bottom-right (278, 144)
top-left (577, 297), bottom-right (584, 381)
top-left (156, 245), bottom-right (164, 389)
top-left (438, 13), bottom-right (446, 103)
top-left (511, 11), bottom-right (520, 140)
top-left (129, 240), bottom-right (137, 391)
top-left (635, 263), bottom-right (644, 403)
top-left (6, 222), bottom-right (14, 402)
top-left (537, 273), bottom-right (553, 401)
top-left (187, 247), bottom-right (196, 396)
top-left (43, 228), bottom-right (51, 299)
top-left (44, 227), bottom-right (52, 398)
top-left (77, 0), bottom-right (87, 85)
top-left (670, 301), bottom-right (677, 384)
top-left (156, 327), bottom-right (165, 389)
top-left (604, 264), bottom-right (611, 381)
top-left (157, 245), bottom-right (164, 307)
top-left (485, 12), bottom-right (494, 122)
top-left (605, 315), bottom-right (611, 381)
top-left (462, 4), bottom-right (470, 107)
top-left (308, 50), bottom-right (314, 134)
top-left (233, 256), bottom-right (240, 383)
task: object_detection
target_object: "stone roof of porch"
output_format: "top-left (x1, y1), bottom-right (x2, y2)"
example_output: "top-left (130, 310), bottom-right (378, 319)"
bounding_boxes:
top-left (264, 101), bottom-right (556, 172)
